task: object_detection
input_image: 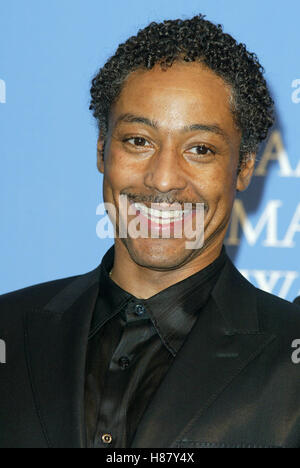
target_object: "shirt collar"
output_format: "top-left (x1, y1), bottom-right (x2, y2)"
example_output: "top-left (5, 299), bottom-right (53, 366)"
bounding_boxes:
top-left (90, 245), bottom-right (228, 355)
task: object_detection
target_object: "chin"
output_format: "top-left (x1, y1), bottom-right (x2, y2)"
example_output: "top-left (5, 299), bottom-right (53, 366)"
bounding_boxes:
top-left (121, 236), bottom-right (197, 271)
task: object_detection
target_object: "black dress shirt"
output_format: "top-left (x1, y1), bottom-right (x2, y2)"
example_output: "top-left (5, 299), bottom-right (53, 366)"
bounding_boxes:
top-left (84, 245), bottom-right (228, 448)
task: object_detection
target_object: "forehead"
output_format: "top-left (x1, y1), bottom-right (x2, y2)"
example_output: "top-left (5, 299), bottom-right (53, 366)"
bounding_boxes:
top-left (110, 61), bottom-right (239, 137)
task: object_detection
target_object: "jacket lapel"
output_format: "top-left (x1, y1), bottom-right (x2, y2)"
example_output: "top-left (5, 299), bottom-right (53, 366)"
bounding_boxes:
top-left (131, 258), bottom-right (276, 448)
top-left (23, 266), bottom-right (101, 448)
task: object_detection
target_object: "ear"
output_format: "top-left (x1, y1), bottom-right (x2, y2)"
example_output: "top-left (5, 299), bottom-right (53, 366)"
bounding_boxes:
top-left (236, 154), bottom-right (256, 192)
top-left (97, 133), bottom-right (105, 174)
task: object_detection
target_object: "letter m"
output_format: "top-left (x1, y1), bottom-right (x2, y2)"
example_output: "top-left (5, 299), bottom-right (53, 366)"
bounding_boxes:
top-left (0, 79), bottom-right (6, 104)
top-left (227, 199), bottom-right (282, 247)
top-left (0, 339), bottom-right (6, 364)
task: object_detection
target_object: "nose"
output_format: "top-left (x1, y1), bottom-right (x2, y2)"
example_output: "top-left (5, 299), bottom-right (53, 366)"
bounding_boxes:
top-left (143, 145), bottom-right (187, 193)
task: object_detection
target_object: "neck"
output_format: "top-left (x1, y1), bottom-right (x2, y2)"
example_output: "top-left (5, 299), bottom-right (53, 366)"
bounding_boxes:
top-left (109, 239), bottom-right (224, 299)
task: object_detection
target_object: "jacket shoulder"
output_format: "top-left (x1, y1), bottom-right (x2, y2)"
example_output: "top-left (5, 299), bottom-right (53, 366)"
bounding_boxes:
top-left (219, 256), bottom-right (300, 335)
top-left (0, 270), bottom-right (93, 315)
top-left (255, 286), bottom-right (300, 333)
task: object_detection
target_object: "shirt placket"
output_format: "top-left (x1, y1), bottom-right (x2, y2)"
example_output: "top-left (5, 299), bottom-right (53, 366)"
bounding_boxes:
top-left (95, 299), bottom-right (152, 448)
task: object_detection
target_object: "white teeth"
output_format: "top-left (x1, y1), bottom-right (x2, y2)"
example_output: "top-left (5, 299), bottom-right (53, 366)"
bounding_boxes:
top-left (133, 202), bottom-right (192, 223)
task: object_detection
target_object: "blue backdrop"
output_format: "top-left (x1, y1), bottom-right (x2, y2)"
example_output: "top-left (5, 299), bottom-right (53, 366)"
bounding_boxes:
top-left (1, 0), bottom-right (299, 301)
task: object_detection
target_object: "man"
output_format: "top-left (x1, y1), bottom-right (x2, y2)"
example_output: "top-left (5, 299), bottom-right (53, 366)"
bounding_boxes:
top-left (0, 15), bottom-right (300, 449)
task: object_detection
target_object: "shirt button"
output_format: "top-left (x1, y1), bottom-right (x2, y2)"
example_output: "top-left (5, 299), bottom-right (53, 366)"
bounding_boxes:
top-left (135, 304), bottom-right (145, 316)
top-left (102, 433), bottom-right (113, 444)
top-left (118, 356), bottom-right (130, 370)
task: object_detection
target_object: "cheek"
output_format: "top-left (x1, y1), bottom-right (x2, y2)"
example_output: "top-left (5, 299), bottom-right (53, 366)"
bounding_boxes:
top-left (192, 162), bottom-right (237, 206)
top-left (104, 148), bottom-right (143, 191)
top-left (213, 168), bottom-right (238, 215)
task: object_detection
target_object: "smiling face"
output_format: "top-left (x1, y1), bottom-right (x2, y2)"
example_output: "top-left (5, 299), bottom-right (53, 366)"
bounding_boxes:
top-left (97, 61), bottom-right (255, 272)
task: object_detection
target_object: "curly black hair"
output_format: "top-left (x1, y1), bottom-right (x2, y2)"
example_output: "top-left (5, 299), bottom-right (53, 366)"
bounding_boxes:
top-left (90, 14), bottom-right (274, 168)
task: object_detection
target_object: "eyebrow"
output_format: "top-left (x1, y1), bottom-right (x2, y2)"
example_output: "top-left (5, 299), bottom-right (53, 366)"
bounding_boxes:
top-left (115, 113), bottom-right (158, 129)
top-left (115, 113), bottom-right (230, 142)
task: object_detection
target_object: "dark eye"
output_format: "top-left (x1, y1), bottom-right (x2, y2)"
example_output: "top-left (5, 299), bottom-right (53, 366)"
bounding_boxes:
top-left (188, 145), bottom-right (215, 155)
top-left (125, 137), bottom-right (151, 147)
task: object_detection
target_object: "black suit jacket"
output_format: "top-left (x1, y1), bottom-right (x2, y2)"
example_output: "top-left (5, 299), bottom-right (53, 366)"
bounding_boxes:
top-left (0, 254), bottom-right (300, 448)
